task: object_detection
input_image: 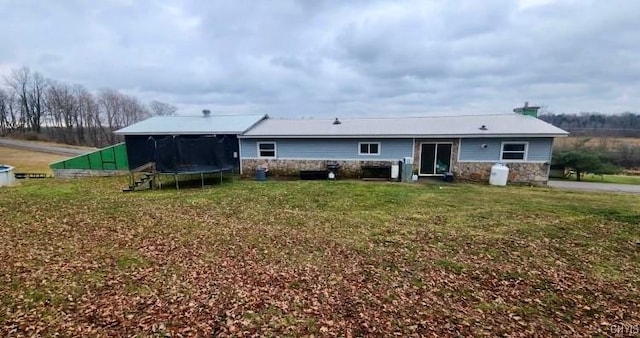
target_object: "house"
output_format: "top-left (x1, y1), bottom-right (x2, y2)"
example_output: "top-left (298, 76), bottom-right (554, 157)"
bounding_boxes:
top-left (239, 108), bottom-right (568, 184)
top-left (114, 112), bottom-right (267, 174)
top-left (112, 105), bottom-right (568, 186)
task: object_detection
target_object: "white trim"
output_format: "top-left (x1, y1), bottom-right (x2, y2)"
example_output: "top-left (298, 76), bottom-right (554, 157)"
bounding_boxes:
top-left (418, 142), bottom-right (454, 176)
top-left (358, 142), bottom-right (381, 155)
top-left (257, 141), bottom-right (277, 158)
top-left (411, 138), bottom-right (416, 163)
top-left (500, 141), bottom-right (529, 161)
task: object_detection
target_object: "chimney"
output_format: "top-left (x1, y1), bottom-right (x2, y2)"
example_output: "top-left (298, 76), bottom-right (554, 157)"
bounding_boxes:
top-left (513, 101), bottom-right (540, 118)
top-left (202, 109), bottom-right (211, 117)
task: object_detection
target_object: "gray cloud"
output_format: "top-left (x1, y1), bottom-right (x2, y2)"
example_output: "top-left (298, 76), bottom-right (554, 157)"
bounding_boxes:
top-left (0, 0), bottom-right (638, 116)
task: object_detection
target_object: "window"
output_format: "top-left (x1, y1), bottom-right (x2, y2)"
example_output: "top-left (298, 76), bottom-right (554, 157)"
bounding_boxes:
top-left (258, 142), bottom-right (276, 158)
top-left (501, 142), bottom-right (527, 160)
top-left (359, 142), bottom-right (380, 155)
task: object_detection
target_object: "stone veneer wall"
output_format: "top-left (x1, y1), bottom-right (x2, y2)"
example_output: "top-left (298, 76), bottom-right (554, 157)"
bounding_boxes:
top-left (242, 159), bottom-right (398, 178)
top-left (454, 162), bottom-right (550, 185)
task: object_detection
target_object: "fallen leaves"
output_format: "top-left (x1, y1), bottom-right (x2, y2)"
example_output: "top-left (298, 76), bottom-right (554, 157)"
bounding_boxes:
top-left (0, 178), bottom-right (639, 336)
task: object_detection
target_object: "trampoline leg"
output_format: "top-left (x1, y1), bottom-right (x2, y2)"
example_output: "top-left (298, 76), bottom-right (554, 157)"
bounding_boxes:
top-left (220, 170), bottom-right (223, 184)
top-left (201, 173), bottom-right (204, 189)
top-left (175, 175), bottom-right (179, 190)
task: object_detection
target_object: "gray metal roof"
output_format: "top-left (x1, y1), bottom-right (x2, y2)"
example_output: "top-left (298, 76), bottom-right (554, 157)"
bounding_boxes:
top-left (114, 114), bottom-right (267, 135)
top-left (241, 114), bottom-right (569, 138)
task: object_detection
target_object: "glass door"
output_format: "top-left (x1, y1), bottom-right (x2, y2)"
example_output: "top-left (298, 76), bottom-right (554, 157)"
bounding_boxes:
top-left (419, 144), bottom-right (436, 175)
top-left (419, 143), bottom-right (452, 175)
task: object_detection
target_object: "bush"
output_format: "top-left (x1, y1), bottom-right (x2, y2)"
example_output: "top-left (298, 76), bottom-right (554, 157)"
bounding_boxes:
top-left (553, 148), bottom-right (620, 181)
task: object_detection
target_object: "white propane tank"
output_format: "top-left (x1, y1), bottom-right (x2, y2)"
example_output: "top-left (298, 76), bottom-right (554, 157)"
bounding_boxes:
top-left (489, 163), bottom-right (509, 186)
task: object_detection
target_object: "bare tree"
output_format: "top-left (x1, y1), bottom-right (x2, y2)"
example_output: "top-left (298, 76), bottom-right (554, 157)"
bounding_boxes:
top-left (29, 71), bottom-right (47, 133)
top-left (0, 88), bottom-right (10, 135)
top-left (149, 100), bottom-right (177, 116)
top-left (2, 66), bottom-right (156, 146)
top-left (4, 67), bottom-right (48, 133)
top-left (97, 89), bottom-right (122, 144)
top-left (0, 89), bottom-right (22, 132)
top-left (45, 80), bottom-right (79, 143)
top-left (77, 86), bottom-right (102, 146)
top-left (98, 89), bottom-right (150, 144)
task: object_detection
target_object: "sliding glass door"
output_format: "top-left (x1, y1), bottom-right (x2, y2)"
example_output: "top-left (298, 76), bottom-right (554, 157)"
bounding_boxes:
top-left (419, 143), bottom-right (452, 175)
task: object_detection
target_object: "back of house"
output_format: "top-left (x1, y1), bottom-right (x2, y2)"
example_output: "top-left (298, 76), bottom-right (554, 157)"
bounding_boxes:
top-left (239, 106), bottom-right (568, 184)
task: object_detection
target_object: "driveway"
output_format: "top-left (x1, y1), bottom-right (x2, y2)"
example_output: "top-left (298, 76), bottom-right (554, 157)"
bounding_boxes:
top-left (548, 180), bottom-right (640, 194)
top-left (0, 138), bottom-right (91, 156)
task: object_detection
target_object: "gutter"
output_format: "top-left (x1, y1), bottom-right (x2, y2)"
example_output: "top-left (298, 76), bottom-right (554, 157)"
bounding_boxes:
top-left (114, 131), bottom-right (245, 135)
top-left (238, 133), bottom-right (570, 139)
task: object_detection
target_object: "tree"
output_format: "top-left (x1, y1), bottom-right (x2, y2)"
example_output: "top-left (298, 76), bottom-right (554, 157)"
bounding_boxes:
top-left (45, 80), bottom-right (78, 143)
top-left (0, 88), bottom-right (11, 135)
top-left (553, 148), bottom-right (618, 181)
top-left (97, 89), bottom-right (150, 144)
top-left (149, 100), bottom-right (177, 116)
top-left (4, 67), bottom-right (47, 133)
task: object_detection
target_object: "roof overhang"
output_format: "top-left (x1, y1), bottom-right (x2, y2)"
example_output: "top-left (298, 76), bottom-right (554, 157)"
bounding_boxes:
top-left (113, 114), bottom-right (269, 136)
top-left (239, 133), bottom-right (569, 139)
top-left (117, 131), bottom-right (244, 136)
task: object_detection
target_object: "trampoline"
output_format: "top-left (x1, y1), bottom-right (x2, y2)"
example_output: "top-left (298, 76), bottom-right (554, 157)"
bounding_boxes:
top-left (125, 134), bottom-right (239, 190)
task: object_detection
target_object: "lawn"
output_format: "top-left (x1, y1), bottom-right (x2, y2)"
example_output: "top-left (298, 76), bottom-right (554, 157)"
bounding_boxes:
top-left (0, 146), bottom-right (68, 173)
top-left (576, 174), bottom-right (640, 185)
top-left (1, 178), bottom-right (639, 336)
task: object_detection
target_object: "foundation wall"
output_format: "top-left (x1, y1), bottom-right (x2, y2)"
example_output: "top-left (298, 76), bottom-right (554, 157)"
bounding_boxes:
top-left (242, 159), bottom-right (399, 178)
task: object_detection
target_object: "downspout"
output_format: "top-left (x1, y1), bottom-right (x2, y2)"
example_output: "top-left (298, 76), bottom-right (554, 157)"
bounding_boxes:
top-left (546, 138), bottom-right (554, 182)
top-left (238, 138), bottom-right (244, 176)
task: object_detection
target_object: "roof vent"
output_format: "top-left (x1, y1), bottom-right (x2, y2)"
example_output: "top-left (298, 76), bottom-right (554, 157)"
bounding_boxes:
top-left (202, 109), bottom-right (211, 117)
top-left (479, 125), bottom-right (488, 131)
top-left (333, 118), bottom-right (341, 125)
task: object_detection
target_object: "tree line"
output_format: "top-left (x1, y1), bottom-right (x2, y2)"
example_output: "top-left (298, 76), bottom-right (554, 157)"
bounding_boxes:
top-left (544, 112), bottom-right (640, 173)
top-left (539, 112), bottom-right (640, 137)
top-left (0, 67), bottom-right (177, 147)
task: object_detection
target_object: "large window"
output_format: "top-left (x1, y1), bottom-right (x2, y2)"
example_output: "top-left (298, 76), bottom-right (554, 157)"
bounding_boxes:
top-left (257, 142), bottom-right (276, 158)
top-left (501, 142), bottom-right (527, 160)
top-left (359, 142), bottom-right (380, 155)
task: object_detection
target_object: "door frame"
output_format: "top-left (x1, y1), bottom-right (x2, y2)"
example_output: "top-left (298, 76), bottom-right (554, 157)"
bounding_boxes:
top-left (418, 142), bottom-right (454, 176)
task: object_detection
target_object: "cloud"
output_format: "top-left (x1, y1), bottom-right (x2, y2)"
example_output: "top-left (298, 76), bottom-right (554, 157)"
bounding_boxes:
top-left (0, 0), bottom-right (638, 116)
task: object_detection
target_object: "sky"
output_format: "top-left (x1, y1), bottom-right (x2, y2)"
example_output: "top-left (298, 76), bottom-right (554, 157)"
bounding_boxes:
top-left (0, 0), bottom-right (638, 117)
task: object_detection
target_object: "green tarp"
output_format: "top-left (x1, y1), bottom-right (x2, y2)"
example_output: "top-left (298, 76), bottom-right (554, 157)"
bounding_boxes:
top-left (50, 143), bottom-right (128, 171)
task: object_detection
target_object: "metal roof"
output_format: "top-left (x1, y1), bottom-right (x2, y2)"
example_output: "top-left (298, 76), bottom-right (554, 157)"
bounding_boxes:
top-left (114, 114), bottom-right (267, 135)
top-left (241, 114), bottom-right (569, 138)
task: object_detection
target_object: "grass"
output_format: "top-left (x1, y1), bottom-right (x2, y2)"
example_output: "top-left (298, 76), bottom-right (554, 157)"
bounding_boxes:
top-left (576, 173), bottom-right (640, 185)
top-left (0, 177), bottom-right (639, 336)
top-left (0, 146), bottom-right (68, 173)
top-left (554, 136), bottom-right (640, 149)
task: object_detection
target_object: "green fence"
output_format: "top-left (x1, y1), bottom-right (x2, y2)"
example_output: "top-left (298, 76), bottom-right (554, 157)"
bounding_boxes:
top-left (50, 143), bottom-right (129, 171)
